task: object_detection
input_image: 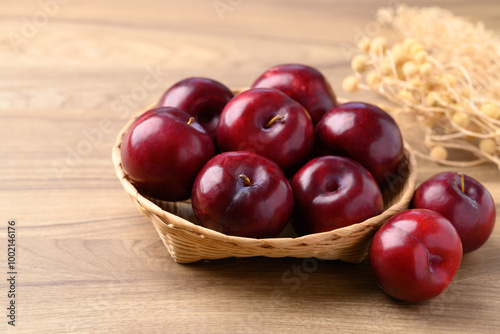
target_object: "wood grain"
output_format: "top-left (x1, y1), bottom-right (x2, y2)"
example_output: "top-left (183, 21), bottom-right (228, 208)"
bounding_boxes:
top-left (1, 0), bottom-right (500, 333)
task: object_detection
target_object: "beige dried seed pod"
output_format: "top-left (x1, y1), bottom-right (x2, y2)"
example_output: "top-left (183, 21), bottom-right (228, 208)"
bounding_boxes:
top-left (391, 43), bottom-right (407, 65)
top-left (461, 89), bottom-right (471, 99)
top-left (351, 54), bottom-right (370, 73)
top-left (366, 70), bottom-right (382, 87)
top-left (414, 50), bottom-right (428, 64)
top-left (402, 61), bottom-right (418, 78)
top-left (396, 67), bottom-right (406, 80)
top-left (452, 111), bottom-right (470, 128)
top-left (430, 145), bottom-right (448, 160)
top-left (453, 103), bottom-right (465, 112)
top-left (442, 73), bottom-right (458, 87)
top-left (379, 57), bottom-right (393, 76)
top-left (419, 62), bottom-right (433, 76)
top-left (399, 89), bottom-right (418, 103)
top-left (342, 76), bottom-right (360, 93)
top-left (409, 78), bottom-right (428, 94)
top-left (371, 36), bottom-right (388, 53)
top-left (402, 37), bottom-right (418, 52)
top-left (465, 135), bottom-right (477, 142)
top-left (442, 93), bottom-right (455, 105)
top-left (410, 80), bottom-right (427, 97)
top-left (479, 139), bottom-right (497, 155)
top-left (430, 92), bottom-right (454, 107)
top-left (357, 37), bottom-right (371, 53)
top-left (410, 43), bottom-right (425, 56)
top-left (409, 78), bottom-right (422, 87)
top-left (426, 91), bottom-right (441, 106)
top-left (480, 103), bottom-right (500, 119)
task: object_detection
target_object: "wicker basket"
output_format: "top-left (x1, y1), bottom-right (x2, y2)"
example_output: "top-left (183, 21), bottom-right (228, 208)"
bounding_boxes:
top-left (112, 104), bottom-right (418, 264)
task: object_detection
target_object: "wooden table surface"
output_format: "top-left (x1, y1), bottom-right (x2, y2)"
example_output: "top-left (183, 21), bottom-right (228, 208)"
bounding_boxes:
top-left (2, 0), bottom-right (500, 333)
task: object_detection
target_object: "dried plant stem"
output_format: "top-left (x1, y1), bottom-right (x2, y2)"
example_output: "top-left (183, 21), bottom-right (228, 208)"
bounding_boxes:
top-left (343, 5), bottom-right (500, 171)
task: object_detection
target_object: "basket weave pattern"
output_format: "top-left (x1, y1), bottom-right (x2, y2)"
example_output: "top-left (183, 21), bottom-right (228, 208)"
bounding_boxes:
top-left (112, 107), bottom-right (418, 263)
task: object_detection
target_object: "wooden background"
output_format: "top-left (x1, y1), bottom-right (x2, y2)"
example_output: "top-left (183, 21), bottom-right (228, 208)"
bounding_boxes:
top-left (1, 0), bottom-right (500, 333)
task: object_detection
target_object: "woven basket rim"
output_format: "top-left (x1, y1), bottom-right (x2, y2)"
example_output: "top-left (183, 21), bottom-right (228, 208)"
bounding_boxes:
top-left (112, 102), bottom-right (418, 248)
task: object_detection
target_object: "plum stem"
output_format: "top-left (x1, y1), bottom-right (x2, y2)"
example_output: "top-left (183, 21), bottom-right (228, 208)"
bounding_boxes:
top-left (187, 117), bottom-right (195, 125)
top-left (458, 172), bottom-right (465, 193)
top-left (265, 115), bottom-right (285, 128)
top-left (238, 174), bottom-right (252, 187)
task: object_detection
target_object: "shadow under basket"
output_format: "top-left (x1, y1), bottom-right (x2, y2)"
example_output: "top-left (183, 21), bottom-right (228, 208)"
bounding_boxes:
top-left (112, 108), bottom-right (418, 264)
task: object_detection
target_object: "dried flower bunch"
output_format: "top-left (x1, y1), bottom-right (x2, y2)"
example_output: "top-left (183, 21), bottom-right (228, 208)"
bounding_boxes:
top-left (342, 5), bottom-right (500, 169)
